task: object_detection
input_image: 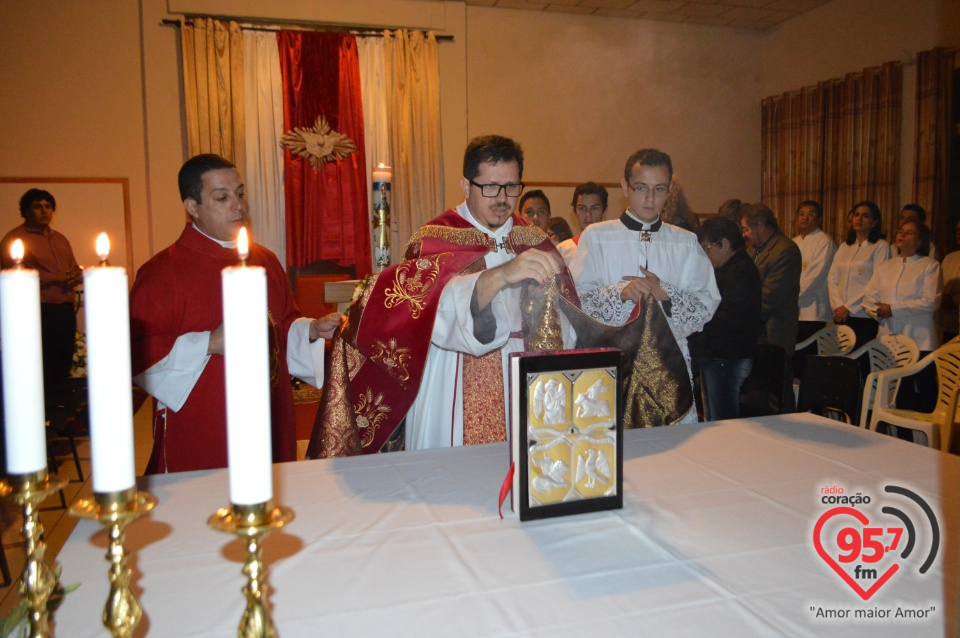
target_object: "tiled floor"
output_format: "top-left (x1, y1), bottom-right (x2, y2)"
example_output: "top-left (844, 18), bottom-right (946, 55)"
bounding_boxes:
top-left (0, 398), bottom-right (154, 620)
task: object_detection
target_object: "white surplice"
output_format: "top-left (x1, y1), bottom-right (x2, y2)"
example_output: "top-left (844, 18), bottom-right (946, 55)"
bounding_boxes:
top-left (569, 213), bottom-right (720, 424)
top-left (404, 203), bottom-right (574, 451)
top-left (793, 228), bottom-right (837, 323)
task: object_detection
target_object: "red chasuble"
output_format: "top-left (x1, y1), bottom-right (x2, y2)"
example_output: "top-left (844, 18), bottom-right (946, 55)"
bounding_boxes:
top-left (130, 225), bottom-right (300, 473)
top-left (306, 210), bottom-right (580, 458)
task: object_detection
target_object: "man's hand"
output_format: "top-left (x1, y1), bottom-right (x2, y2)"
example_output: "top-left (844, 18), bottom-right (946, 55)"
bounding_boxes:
top-left (54, 268), bottom-right (82, 287)
top-left (833, 305), bottom-right (850, 323)
top-left (309, 312), bottom-right (343, 341)
top-left (875, 302), bottom-right (892, 319)
top-left (620, 267), bottom-right (668, 302)
top-left (208, 324), bottom-right (224, 355)
top-left (475, 248), bottom-right (560, 310)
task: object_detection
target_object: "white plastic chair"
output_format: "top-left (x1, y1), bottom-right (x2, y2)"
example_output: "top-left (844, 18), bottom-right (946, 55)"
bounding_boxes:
top-left (795, 324), bottom-right (857, 356)
top-left (868, 343), bottom-right (960, 451)
top-left (849, 335), bottom-right (920, 428)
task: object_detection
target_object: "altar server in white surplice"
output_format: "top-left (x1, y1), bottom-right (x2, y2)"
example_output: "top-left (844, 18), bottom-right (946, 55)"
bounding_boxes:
top-left (570, 149), bottom-right (720, 424)
top-left (793, 200), bottom-right (836, 340)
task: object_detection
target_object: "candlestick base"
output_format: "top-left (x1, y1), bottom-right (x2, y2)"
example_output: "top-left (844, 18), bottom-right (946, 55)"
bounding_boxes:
top-left (209, 501), bottom-right (294, 638)
top-left (70, 487), bottom-right (158, 638)
top-left (0, 470), bottom-right (69, 638)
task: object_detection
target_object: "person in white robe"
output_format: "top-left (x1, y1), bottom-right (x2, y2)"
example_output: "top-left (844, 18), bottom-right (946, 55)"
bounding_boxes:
top-left (404, 137), bottom-right (572, 450)
top-left (793, 200), bottom-right (837, 333)
top-left (570, 149), bottom-right (720, 424)
top-left (556, 182), bottom-right (608, 266)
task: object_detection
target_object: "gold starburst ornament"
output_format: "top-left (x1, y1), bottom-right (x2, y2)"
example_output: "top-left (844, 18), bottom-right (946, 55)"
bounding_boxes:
top-left (280, 115), bottom-right (357, 170)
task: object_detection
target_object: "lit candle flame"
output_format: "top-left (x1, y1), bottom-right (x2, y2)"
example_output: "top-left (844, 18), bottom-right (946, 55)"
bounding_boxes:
top-left (237, 227), bottom-right (249, 263)
top-left (378, 162), bottom-right (386, 168)
top-left (96, 232), bottom-right (110, 265)
top-left (10, 239), bottom-right (24, 266)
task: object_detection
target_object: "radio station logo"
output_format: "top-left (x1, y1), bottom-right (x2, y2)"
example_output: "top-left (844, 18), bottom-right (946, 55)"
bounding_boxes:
top-left (813, 484), bottom-right (939, 601)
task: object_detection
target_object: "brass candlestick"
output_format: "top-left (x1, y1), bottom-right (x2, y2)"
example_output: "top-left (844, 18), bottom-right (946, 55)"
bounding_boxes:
top-left (70, 487), bottom-right (158, 638)
top-left (209, 501), bottom-right (294, 638)
top-left (0, 469), bottom-right (68, 638)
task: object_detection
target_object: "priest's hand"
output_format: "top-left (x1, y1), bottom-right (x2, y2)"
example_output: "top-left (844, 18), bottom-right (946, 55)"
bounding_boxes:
top-left (621, 267), bottom-right (668, 302)
top-left (833, 305), bottom-right (849, 323)
top-left (476, 249), bottom-right (559, 309)
top-left (310, 312), bottom-right (342, 341)
top-left (875, 302), bottom-right (892, 319)
top-left (208, 324), bottom-right (224, 355)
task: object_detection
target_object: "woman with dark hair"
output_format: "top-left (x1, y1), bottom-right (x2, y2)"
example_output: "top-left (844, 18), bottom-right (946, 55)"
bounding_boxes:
top-left (827, 201), bottom-right (891, 347)
top-left (688, 217), bottom-right (761, 421)
top-left (864, 219), bottom-right (941, 413)
top-left (546, 216), bottom-right (573, 245)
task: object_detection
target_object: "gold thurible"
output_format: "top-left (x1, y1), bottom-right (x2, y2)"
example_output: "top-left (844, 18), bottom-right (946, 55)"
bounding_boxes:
top-left (209, 500), bottom-right (294, 638)
top-left (0, 469), bottom-right (68, 638)
top-left (524, 278), bottom-right (564, 351)
top-left (70, 487), bottom-right (158, 638)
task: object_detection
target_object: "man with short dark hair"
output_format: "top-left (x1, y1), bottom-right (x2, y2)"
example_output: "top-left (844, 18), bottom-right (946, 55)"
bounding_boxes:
top-left (741, 204), bottom-right (802, 404)
top-left (793, 200), bottom-right (836, 342)
top-left (557, 182), bottom-right (607, 265)
top-left (1, 189), bottom-right (82, 395)
top-left (570, 149), bottom-right (720, 424)
top-left (310, 135), bottom-right (577, 456)
top-left (129, 154), bottom-right (339, 473)
top-left (519, 190), bottom-right (550, 231)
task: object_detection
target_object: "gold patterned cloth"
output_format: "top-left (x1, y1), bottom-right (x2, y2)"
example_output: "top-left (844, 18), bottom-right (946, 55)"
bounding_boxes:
top-left (557, 294), bottom-right (692, 427)
top-left (462, 351), bottom-right (508, 444)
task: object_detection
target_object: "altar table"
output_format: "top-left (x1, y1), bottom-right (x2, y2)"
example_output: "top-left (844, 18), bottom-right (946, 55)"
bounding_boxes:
top-left (54, 414), bottom-right (959, 636)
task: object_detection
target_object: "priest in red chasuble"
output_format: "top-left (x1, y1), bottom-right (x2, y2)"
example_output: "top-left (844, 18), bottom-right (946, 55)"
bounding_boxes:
top-left (308, 136), bottom-right (580, 457)
top-left (130, 154), bottom-right (340, 473)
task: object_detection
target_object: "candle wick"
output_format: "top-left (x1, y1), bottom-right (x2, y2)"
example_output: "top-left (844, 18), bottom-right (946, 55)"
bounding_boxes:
top-left (239, 258), bottom-right (248, 267)
top-left (98, 258), bottom-right (109, 267)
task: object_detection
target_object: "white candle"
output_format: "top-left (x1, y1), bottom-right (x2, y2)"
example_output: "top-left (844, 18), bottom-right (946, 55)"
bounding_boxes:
top-left (222, 228), bottom-right (273, 505)
top-left (0, 239), bottom-right (47, 474)
top-left (372, 163), bottom-right (392, 185)
top-left (84, 233), bottom-right (136, 493)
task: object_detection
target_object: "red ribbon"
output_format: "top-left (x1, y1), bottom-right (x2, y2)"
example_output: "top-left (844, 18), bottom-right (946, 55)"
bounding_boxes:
top-left (498, 462), bottom-right (515, 520)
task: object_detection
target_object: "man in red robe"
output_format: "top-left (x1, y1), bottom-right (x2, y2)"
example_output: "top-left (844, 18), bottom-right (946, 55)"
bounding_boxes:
top-left (130, 154), bottom-right (339, 473)
top-left (308, 136), bottom-right (579, 457)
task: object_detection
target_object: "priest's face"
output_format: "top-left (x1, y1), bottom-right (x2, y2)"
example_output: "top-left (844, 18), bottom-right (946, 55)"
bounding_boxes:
top-left (185, 168), bottom-right (249, 242)
top-left (461, 160), bottom-right (521, 231)
top-left (622, 163), bottom-right (670, 223)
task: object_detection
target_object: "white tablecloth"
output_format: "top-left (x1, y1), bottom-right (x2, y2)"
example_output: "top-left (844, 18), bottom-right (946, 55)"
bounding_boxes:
top-left (54, 414), bottom-right (958, 637)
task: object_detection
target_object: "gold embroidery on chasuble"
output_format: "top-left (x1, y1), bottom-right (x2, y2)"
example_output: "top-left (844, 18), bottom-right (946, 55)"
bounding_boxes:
top-left (354, 387), bottom-right (392, 448)
top-left (267, 310), bottom-right (281, 388)
top-left (369, 338), bottom-right (412, 382)
top-left (462, 350), bottom-right (507, 445)
top-left (382, 253), bottom-right (453, 320)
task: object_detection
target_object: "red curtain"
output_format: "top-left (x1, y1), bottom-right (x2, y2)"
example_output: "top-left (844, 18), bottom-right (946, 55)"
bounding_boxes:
top-left (278, 31), bottom-right (371, 276)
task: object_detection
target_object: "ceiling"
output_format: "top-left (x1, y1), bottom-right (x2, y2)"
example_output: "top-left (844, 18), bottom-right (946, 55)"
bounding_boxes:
top-left (440, 0), bottom-right (834, 30)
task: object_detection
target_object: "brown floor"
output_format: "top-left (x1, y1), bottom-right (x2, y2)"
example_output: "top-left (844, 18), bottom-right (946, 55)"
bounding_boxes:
top-left (0, 398), bottom-right (154, 620)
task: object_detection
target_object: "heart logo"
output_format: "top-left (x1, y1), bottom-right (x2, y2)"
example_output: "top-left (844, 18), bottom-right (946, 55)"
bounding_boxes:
top-left (813, 506), bottom-right (899, 600)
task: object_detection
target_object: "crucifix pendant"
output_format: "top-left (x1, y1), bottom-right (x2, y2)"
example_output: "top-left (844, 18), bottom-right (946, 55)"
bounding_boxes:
top-left (640, 231), bottom-right (652, 242)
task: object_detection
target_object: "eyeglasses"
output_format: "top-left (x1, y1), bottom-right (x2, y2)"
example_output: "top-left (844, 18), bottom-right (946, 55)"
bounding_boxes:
top-left (701, 241), bottom-right (722, 252)
top-left (469, 180), bottom-right (524, 198)
top-left (628, 184), bottom-right (670, 196)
